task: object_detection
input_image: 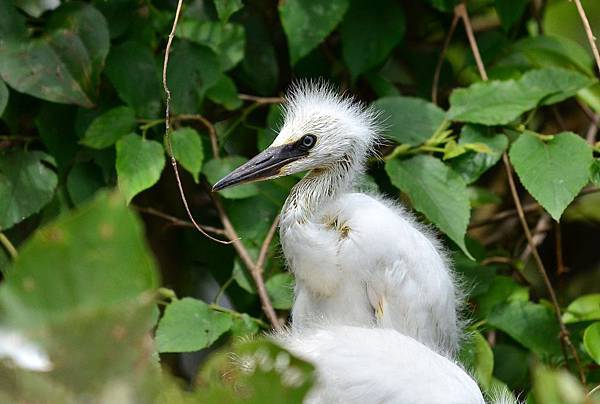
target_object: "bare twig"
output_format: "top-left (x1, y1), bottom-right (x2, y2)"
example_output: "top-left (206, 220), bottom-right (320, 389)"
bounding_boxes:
top-left (519, 213), bottom-right (551, 262)
top-left (0, 232), bottom-right (17, 260)
top-left (432, 13), bottom-right (460, 105)
top-left (174, 114), bottom-right (220, 159)
top-left (503, 155), bottom-right (586, 384)
top-left (455, 3), bottom-right (488, 81)
top-left (256, 216), bottom-right (280, 271)
top-left (162, 0), bottom-right (230, 245)
top-left (134, 206), bottom-right (226, 236)
top-left (585, 113), bottom-right (599, 145)
top-left (458, 1), bottom-right (585, 383)
top-left (212, 196), bottom-right (282, 330)
top-left (469, 203), bottom-right (541, 229)
top-left (238, 94), bottom-right (285, 104)
top-left (572, 0), bottom-right (600, 76)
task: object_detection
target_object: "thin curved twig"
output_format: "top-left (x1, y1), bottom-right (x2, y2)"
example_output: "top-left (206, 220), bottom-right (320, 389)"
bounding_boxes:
top-left (174, 114), bottom-right (220, 159)
top-left (134, 206), bottom-right (226, 236)
top-left (238, 94), bottom-right (285, 104)
top-left (161, 0), bottom-right (230, 244)
top-left (0, 232), bottom-right (17, 260)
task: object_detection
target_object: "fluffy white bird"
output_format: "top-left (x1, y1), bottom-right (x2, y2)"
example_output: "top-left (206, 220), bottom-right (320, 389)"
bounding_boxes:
top-left (214, 81), bottom-right (462, 357)
top-left (275, 325), bottom-right (485, 404)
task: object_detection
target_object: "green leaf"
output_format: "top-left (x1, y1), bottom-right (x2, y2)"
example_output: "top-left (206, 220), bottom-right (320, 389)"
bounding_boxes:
top-left (449, 125), bottom-right (508, 184)
top-left (476, 275), bottom-right (529, 318)
top-left (385, 155), bottom-right (471, 257)
top-left (509, 131), bottom-right (593, 220)
top-left (116, 134), bottom-right (166, 204)
top-left (0, 151), bottom-right (57, 230)
top-left (232, 259), bottom-right (256, 294)
top-left (488, 301), bottom-right (561, 357)
top-left (168, 128), bottom-right (204, 183)
top-left (447, 68), bottom-right (595, 125)
top-left (176, 19), bottom-right (245, 71)
top-left (373, 96), bottom-right (446, 145)
top-left (583, 322), bottom-right (600, 365)
top-left (266, 273), bottom-right (294, 310)
top-left (0, 3), bottom-right (109, 107)
top-left (340, 0), bottom-right (405, 78)
top-left (591, 159), bottom-right (600, 186)
top-left (424, 0), bottom-right (458, 12)
top-left (66, 162), bottom-right (105, 206)
top-left (279, 0), bottom-right (350, 64)
top-left (214, 0), bottom-right (243, 23)
top-left (104, 42), bottom-right (162, 118)
top-left (206, 75), bottom-right (242, 110)
top-left (494, 0), bottom-right (528, 31)
top-left (562, 294), bottom-right (600, 323)
top-left (459, 331), bottom-right (493, 391)
top-left (230, 313), bottom-right (261, 337)
top-left (492, 344), bottom-right (530, 390)
top-left (80, 106), bottom-right (137, 149)
top-left (0, 79), bottom-right (8, 116)
top-left (155, 297), bottom-right (233, 353)
top-left (204, 156), bottom-right (260, 199)
top-left (532, 365), bottom-right (588, 404)
top-left (0, 191), bottom-right (159, 327)
top-left (167, 40), bottom-right (221, 114)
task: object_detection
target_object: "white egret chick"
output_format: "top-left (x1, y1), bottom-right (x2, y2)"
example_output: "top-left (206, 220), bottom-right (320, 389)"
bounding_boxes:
top-left (276, 325), bottom-right (486, 404)
top-left (214, 82), bottom-right (462, 357)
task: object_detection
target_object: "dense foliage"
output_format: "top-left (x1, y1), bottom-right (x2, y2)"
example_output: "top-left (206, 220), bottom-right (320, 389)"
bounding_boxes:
top-left (0, 0), bottom-right (599, 402)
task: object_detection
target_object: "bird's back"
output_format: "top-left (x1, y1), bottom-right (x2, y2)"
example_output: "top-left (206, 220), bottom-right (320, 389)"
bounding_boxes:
top-left (282, 191), bottom-right (462, 357)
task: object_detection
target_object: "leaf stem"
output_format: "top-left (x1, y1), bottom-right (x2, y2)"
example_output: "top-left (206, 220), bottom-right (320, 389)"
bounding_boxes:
top-left (0, 232), bottom-right (17, 261)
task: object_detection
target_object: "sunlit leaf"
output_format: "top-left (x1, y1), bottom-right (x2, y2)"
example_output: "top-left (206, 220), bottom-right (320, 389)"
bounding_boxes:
top-left (168, 128), bottom-right (204, 183)
top-left (583, 322), bottom-right (600, 365)
top-left (80, 106), bottom-right (137, 149)
top-left (562, 294), bottom-right (600, 323)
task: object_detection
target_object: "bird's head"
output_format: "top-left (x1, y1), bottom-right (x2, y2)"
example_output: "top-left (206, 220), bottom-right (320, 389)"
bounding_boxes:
top-left (213, 81), bottom-right (381, 191)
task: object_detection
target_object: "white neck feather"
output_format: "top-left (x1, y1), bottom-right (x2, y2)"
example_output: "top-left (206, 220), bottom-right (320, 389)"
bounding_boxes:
top-left (280, 157), bottom-right (360, 227)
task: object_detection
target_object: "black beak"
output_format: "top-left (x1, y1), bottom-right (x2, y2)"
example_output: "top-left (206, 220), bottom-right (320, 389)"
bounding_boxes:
top-left (212, 143), bottom-right (308, 191)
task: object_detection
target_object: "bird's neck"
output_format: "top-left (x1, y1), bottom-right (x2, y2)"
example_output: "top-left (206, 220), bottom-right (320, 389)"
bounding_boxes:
top-left (281, 158), bottom-right (359, 226)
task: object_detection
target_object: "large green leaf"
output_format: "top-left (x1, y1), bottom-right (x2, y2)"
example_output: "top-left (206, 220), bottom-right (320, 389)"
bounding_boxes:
top-left (168, 128), bottom-right (204, 183)
top-left (104, 41), bottom-right (162, 118)
top-left (116, 134), bottom-right (166, 204)
top-left (80, 106), bottom-right (137, 149)
top-left (0, 191), bottom-right (160, 395)
top-left (0, 151), bottom-right (57, 230)
top-left (215, 0), bottom-right (243, 23)
top-left (340, 0), bottom-right (405, 78)
top-left (176, 19), bottom-right (245, 71)
top-left (591, 159), bottom-right (600, 187)
top-left (385, 155), bottom-right (471, 256)
top-left (204, 156), bottom-right (260, 200)
top-left (0, 3), bottom-right (109, 107)
top-left (279, 0), bottom-right (349, 64)
top-left (494, 0), bottom-right (528, 31)
top-left (167, 39), bottom-right (221, 114)
top-left (476, 275), bottom-right (529, 319)
top-left (206, 75), bottom-right (242, 110)
top-left (0, 191), bottom-right (158, 327)
top-left (509, 131), bottom-right (593, 220)
top-left (155, 297), bottom-right (233, 353)
top-left (562, 294), bottom-right (600, 323)
top-left (373, 96), bottom-right (446, 145)
top-left (450, 125), bottom-right (508, 184)
top-left (488, 301), bottom-right (562, 357)
top-left (447, 68), bottom-right (595, 125)
top-left (583, 322), bottom-right (600, 365)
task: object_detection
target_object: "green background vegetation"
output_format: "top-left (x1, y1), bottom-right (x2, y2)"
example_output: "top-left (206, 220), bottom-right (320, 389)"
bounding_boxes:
top-left (0, 0), bottom-right (600, 402)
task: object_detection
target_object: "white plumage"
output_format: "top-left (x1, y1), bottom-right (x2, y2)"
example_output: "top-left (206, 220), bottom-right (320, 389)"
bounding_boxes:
top-left (214, 81), bottom-right (477, 402)
top-left (276, 325), bottom-right (485, 404)
top-left (274, 82), bottom-right (462, 357)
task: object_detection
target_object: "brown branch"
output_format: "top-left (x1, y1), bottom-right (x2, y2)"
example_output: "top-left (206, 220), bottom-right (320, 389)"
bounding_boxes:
top-left (161, 0), bottom-right (230, 245)
top-left (256, 216), bottom-right (280, 271)
top-left (432, 13), bottom-right (460, 105)
top-left (455, 3), bottom-right (488, 81)
top-left (212, 196), bottom-right (282, 330)
top-left (174, 114), bottom-right (220, 159)
top-left (585, 113), bottom-right (599, 145)
top-left (503, 155), bottom-right (586, 384)
top-left (134, 206), bottom-right (226, 236)
top-left (572, 0), bottom-right (600, 76)
top-left (519, 213), bottom-right (551, 262)
top-left (238, 94), bottom-right (285, 104)
top-left (458, 1), bottom-right (585, 383)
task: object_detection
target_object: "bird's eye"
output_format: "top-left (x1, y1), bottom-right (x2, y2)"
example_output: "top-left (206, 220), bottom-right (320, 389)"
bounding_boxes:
top-left (301, 134), bottom-right (317, 149)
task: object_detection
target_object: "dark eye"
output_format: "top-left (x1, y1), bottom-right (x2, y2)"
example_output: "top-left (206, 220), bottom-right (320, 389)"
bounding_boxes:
top-left (301, 134), bottom-right (317, 149)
